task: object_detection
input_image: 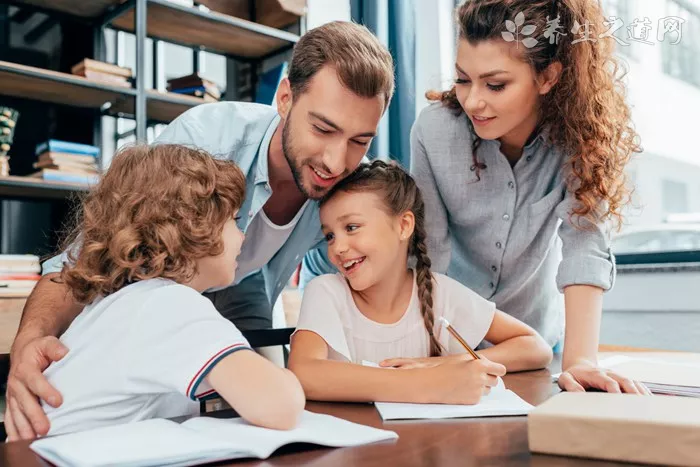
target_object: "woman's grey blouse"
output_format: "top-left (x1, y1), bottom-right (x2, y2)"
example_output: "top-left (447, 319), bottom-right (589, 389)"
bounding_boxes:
top-left (410, 103), bottom-right (616, 346)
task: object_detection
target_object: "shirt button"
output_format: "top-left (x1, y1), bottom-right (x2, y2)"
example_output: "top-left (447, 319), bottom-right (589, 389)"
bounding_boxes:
top-left (526, 156), bottom-right (533, 162)
top-left (248, 211), bottom-right (253, 218)
top-left (496, 242), bottom-right (502, 249)
top-left (491, 265), bottom-right (498, 272)
top-left (508, 181), bottom-right (514, 189)
top-left (503, 214), bottom-right (510, 221)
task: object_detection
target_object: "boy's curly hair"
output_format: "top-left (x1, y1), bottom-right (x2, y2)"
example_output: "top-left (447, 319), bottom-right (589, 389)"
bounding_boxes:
top-left (58, 144), bottom-right (246, 304)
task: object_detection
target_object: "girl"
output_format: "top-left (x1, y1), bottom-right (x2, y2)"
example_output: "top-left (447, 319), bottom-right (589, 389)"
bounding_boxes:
top-left (412, 0), bottom-right (648, 393)
top-left (36, 144), bottom-right (304, 436)
top-left (288, 161), bottom-right (552, 404)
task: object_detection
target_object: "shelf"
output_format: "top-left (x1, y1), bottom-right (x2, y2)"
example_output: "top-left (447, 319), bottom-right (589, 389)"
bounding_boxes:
top-left (0, 61), bottom-right (135, 112)
top-left (0, 61), bottom-right (204, 123)
top-left (109, 90), bottom-right (206, 123)
top-left (0, 176), bottom-right (91, 200)
top-left (111, 0), bottom-right (299, 59)
top-left (9, 0), bottom-right (124, 19)
top-left (199, 0), bottom-right (306, 29)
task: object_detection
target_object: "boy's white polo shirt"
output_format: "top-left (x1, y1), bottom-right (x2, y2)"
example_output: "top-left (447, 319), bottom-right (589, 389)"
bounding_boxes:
top-left (43, 278), bottom-right (251, 436)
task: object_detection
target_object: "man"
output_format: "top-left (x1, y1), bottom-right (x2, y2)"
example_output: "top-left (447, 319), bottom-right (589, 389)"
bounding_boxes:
top-left (4, 21), bottom-right (393, 441)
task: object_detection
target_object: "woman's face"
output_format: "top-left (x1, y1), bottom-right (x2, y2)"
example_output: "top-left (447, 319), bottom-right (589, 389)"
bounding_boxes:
top-left (454, 38), bottom-right (554, 148)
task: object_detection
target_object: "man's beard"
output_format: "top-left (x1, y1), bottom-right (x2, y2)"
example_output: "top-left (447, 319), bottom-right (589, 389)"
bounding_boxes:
top-left (281, 115), bottom-right (326, 200)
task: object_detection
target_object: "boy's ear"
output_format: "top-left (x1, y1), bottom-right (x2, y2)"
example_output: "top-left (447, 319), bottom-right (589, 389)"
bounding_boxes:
top-left (399, 211), bottom-right (416, 241)
top-left (276, 78), bottom-right (293, 118)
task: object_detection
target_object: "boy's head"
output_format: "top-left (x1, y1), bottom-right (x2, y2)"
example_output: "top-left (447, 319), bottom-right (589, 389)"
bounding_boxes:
top-left (61, 144), bottom-right (246, 303)
top-left (275, 21), bottom-right (395, 200)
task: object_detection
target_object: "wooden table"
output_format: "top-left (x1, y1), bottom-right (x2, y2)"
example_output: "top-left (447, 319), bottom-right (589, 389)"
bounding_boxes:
top-left (0, 354), bottom-right (656, 467)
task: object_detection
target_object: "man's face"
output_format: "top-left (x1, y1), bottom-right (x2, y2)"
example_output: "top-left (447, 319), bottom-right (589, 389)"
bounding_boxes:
top-left (279, 66), bottom-right (385, 200)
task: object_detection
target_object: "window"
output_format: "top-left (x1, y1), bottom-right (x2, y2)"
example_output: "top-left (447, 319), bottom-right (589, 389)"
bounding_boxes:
top-left (662, 0), bottom-right (700, 87)
top-left (662, 179), bottom-right (689, 215)
top-left (603, 0), bottom-right (638, 59)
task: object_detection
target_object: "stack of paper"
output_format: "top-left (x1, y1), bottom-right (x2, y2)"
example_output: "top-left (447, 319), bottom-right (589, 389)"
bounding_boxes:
top-left (553, 355), bottom-right (700, 397)
top-left (31, 411), bottom-right (398, 467)
top-left (374, 378), bottom-right (533, 420)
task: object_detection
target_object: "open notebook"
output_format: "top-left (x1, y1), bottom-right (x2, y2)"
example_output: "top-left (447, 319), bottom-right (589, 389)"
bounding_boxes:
top-left (552, 355), bottom-right (700, 397)
top-left (30, 411), bottom-right (398, 467)
top-left (361, 361), bottom-right (533, 420)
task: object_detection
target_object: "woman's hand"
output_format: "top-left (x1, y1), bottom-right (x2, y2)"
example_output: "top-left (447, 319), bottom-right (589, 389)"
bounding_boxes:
top-left (558, 360), bottom-right (651, 395)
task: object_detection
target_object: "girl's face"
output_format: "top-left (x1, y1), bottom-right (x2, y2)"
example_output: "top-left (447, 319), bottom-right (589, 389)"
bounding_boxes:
top-left (196, 216), bottom-right (245, 290)
top-left (454, 38), bottom-right (556, 148)
top-left (320, 191), bottom-right (412, 292)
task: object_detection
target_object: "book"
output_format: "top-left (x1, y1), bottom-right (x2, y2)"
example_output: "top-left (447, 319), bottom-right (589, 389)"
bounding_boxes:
top-left (169, 85), bottom-right (220, 100)
top-left (38, 151), bottom-right (98, 165)
top-left (35, 140), bottom-right (99, 157)
top-left (374, 378), bottom-right (533, 420)
top-left (30, 169), bottom-right (99, 185)
top-left (71, 59), bottom-right (133, 79)
top-left (528, 392), bottom-right (700, 466)
top-left (33, 161), bottom-right (100, 174)
top-left (0, 255), bottom-right (41, 274)
top-left (30, 410), bottom-right (399, 467)
top-left (73, 69), bottom-right (132, 88)
top-left (551, 355), bottom-right (700, 397)
top-left (0, 279), bottom-right (39, 290)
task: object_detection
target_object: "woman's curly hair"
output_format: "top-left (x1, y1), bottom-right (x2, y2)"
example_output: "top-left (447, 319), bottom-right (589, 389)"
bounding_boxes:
top-left (58, 144), bottom-right (246, 304)
top-left (428, 0), bottom-right (641, 228)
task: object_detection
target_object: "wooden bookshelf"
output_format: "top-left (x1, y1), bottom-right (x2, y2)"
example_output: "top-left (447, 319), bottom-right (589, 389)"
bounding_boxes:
top-left (0, 61), bottom-right (135, 111)
top-left (199, 0), bottom-right (306, 29)
top-left (0, 176), bottom-right (91, 200)
top-left (109, 90), bottom-right (205, 123)
top-left (9, 0), bottom-right (124, 18)
top-left (111, 0), bottom-right (299, 59)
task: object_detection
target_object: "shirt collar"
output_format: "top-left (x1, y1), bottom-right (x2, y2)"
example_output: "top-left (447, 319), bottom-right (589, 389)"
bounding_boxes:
top-left (254, 113), bottom-right (281, 186)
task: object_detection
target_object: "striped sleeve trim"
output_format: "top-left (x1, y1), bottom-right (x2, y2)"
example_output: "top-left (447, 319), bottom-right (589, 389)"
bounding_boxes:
top-left (186, 343), bottom-right (251, 400)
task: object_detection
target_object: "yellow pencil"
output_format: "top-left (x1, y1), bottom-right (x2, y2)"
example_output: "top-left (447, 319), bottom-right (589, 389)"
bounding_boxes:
top-left (439, 317), bottom-right (480, 360)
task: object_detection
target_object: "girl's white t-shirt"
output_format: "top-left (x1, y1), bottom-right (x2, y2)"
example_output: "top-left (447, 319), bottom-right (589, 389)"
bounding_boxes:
top-left (293, 272), bottom-right (496, 363)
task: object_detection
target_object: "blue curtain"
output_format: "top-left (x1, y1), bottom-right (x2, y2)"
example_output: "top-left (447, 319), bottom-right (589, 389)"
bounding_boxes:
top-left (351, 0), bottom-right (416, 169)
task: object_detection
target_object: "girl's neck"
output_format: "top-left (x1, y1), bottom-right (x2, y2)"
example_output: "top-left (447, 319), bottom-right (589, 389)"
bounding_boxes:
top-left (350, 263), bottom-right (414, 325)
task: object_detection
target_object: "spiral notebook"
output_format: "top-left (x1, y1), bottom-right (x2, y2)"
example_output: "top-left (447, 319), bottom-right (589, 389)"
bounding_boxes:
top-left (30, 411), bottom-right (398, 467)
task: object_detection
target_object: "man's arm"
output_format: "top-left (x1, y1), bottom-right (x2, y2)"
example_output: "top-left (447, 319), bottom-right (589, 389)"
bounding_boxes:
top-left (12, 273), bottom-right (82, 353)
top-left (4, 273), bottom-right (83, 441)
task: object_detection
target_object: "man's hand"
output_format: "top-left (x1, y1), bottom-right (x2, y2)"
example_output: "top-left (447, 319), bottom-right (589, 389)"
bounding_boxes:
top-left (558, 360), bottom-right (651, 395)
top-left (4, 337), bottom-right (68, 441)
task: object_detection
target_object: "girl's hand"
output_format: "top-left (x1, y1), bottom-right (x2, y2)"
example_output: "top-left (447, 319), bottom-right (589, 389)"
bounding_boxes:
top-left (558, 361), bottom-right (652, 395)
top-left (380, 354), bottom-right (473, 369)
top-left (419, 356), bottom-right (506, 405)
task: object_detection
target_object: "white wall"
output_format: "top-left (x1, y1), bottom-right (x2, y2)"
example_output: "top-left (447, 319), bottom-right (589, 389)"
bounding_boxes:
top-left (306, 0), bottom-right (350, 29)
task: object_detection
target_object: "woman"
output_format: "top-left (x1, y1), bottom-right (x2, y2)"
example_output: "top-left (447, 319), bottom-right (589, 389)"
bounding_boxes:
top-left (411, 0), bottom-right (646, 393)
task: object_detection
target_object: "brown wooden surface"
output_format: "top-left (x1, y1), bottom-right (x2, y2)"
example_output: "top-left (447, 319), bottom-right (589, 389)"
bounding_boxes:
top-left (200, 0), bottom-right (306, 28)
top-left (0, 176), bottom-right (89, 200)
top-left (11, 0), bottom-right (123, 18)
top-left (111, 0), bottom-right (297, 59)
top-left (0, 61), bottom-right (133, 111)
top-left (0, 355), bottom-right (653, 467)
top-left (0, 298), bottom-right (25, 355)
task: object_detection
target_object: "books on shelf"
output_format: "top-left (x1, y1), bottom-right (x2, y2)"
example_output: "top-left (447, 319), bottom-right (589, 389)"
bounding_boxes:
top-left (167, 73), bottom-right (222, 101)
top-left (31, 141), bottom-right (100, 186)
top-left (71, 59), bottom-right (133, 88)
top-left (0, 255), bottom-right (40, 297)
